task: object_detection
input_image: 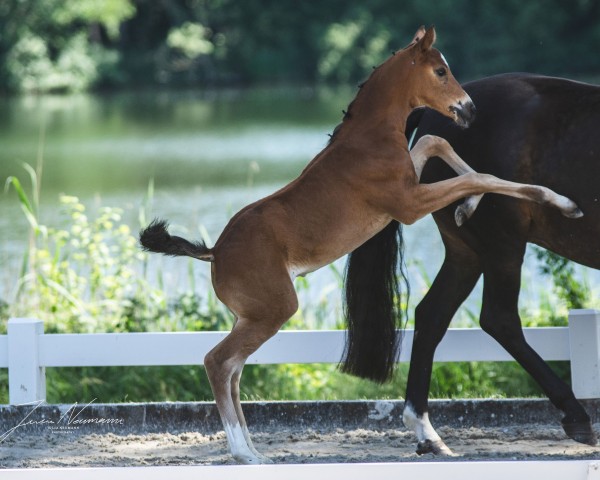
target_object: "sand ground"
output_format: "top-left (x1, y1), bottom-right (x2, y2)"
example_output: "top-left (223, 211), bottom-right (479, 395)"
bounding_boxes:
top-left (1, 423), bottom-right (598, 468)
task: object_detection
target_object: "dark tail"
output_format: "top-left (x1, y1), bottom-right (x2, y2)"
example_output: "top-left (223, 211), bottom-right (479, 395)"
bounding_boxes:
top-left (139, 219), bottom-right (214, 262)
top-left (340, 220), bottom-right (409, 383)
top-left (339, 111), bottom-right (423, 382)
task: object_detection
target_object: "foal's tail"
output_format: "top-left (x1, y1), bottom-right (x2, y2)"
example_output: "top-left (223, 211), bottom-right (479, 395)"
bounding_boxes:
top-left (340, 220), bottom-right (409, 383)
top-left (139, 219), bottom-right (214, 262)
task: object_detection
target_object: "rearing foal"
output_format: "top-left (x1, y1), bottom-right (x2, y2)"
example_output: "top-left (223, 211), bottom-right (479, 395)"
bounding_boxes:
top-left (140, 27), bottom-right (582, 464)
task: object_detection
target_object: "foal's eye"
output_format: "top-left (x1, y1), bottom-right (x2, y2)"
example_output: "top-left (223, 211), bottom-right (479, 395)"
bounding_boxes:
top-left (435, 67), bottom-right (447, 77)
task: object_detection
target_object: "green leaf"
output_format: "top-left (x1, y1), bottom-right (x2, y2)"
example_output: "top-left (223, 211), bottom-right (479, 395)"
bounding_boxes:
top-left (4, 175), bottom-right (39, 231)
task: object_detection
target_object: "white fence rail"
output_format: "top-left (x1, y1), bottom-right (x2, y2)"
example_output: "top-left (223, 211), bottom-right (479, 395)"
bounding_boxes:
top-left (2, 309), bottom-right (600, 405)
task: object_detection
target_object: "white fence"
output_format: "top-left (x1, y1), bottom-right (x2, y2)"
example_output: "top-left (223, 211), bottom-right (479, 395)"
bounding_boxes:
top-left (2, 309), bottom-right (599, 405)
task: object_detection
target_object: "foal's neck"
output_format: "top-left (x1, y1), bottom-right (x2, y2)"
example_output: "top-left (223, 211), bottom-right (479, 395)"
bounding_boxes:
top-left (342, 53), bottom-right (416, 141)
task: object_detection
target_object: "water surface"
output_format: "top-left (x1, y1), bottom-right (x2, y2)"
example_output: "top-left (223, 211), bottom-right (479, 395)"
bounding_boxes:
top-left (1, 87), bottom-right (592, 324)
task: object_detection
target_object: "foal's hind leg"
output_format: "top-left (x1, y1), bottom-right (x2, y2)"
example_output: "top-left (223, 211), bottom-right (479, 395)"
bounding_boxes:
top-left (230, 365), bottom-right (271, 462)
top-left (204, 272), bottom-right (298, 464)
top-left (205, 318), bottom-right (282, 464)
top-left (479, 248), bottom-right (597, 446)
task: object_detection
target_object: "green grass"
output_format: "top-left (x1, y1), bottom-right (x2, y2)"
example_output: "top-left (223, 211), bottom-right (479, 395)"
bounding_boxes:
top-left (0, 360), bottom-right (570, 404)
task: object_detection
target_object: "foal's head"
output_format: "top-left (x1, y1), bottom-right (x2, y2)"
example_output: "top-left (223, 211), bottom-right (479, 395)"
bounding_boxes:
top-left (403, 26), bottom-right (476, 128)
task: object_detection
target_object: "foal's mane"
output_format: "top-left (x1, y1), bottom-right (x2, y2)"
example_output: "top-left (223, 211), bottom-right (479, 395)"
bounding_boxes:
top-left (327, 35), bottom-right (420, 146)
top-left (327, 66), bottom-right (379, 145)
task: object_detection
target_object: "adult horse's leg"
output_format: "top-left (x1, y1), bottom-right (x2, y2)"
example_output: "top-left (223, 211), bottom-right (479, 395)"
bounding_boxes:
top-left (403, 241), bottom-right (482, 455)
top-left (479, 247), bottom-right (597, 446)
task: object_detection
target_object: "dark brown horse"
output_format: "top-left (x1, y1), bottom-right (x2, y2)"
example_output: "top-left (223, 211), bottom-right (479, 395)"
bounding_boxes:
top-left (348, 72), bottom-right (599, 455)
top-left (140, 28), bottom-right (584, 463)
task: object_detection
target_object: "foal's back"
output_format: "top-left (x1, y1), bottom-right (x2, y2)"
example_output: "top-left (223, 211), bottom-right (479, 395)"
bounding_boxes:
top-left (416, 73), bottom-right (600, 268)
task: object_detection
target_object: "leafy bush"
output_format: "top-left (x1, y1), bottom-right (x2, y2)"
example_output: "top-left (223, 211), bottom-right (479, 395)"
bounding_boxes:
top-left (534, 247), bottom-right (591, 310)
top-left (11, 195), bottom-right (147, 332)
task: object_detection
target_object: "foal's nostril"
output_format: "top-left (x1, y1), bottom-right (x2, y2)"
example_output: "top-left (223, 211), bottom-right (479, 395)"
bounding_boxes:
top-left (467, 101), bottom-right (477, 119)
top-left (452, 100), bottom-right (476, 128)
top-left (464, 102), bottom-right (476, 124)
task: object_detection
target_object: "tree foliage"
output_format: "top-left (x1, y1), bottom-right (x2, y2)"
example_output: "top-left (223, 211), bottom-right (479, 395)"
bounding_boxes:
top-left (0, 0), bottom-right (135, 92)
top-left (2, 0), bottom-right (600, 92)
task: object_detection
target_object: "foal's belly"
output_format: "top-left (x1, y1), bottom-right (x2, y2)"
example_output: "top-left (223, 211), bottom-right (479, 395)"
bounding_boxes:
top-left (287, 215), bottom-right (392, 278)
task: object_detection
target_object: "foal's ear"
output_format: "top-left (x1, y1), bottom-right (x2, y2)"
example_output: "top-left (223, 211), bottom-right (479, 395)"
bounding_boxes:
top-left (412, 25), bottom-right (426, 43)
top-left (419, 26), bottom-right (436, 52)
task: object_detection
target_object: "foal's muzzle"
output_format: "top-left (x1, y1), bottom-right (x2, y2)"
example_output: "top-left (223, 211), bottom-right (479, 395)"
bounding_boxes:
top-left (450, 99), bottom-right (476, 128)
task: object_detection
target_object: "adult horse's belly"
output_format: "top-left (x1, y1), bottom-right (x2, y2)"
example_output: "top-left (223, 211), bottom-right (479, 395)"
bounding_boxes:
top-left (529, 206), bottom-right (600, 270)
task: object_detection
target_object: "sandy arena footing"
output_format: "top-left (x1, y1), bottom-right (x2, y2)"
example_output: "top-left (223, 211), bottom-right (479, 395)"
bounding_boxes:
top-left (1, 399), bottom-right (598, 468)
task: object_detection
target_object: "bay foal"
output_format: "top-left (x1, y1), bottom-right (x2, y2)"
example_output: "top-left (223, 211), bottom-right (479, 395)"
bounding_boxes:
top-left (140, 28), bottom-right (582, 464)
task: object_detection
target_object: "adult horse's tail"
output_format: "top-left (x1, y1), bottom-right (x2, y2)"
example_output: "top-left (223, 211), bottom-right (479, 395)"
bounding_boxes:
top-left (340, 220), bottom-right (409, 383)
top-left (339, 110), bottom-right (422, 383)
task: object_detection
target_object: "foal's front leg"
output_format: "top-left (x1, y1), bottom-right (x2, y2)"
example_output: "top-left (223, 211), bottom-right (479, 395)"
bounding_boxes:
top-left (410, 135), bottom-right (483, 225)
top-left (408, 135), bottom-right (582, 224)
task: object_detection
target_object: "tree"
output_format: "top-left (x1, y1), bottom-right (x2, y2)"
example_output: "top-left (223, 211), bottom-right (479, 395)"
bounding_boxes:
top-left (0, 0), bottom-right (135, 93)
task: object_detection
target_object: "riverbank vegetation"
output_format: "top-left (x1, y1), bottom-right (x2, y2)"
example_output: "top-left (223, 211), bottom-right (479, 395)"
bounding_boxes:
top-left (0, 164), bottom-right (595, 404)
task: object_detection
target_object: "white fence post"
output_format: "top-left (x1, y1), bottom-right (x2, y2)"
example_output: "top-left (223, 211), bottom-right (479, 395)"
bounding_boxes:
top-left (8, 318), bottom-right (46, 405)
top-left (568, 309), bottom-right (600, 399)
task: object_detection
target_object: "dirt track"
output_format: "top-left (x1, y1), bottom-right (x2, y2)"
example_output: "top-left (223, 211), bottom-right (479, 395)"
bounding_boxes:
top-left (1, 424), bottom-right (598, 468)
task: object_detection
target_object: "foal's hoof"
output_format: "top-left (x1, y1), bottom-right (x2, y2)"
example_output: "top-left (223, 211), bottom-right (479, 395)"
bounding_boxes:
top-left (416, 439), bottom-right (456, 456)
top-left (562, 418), bottom-right (598, 446)
top-left (256, 453), bottom-right (274, 464)
top-left (233, 452), bottom-right (274, 465)
top-left (454, 196), bottom-right (481, 226)
top-left (564, 206), bottom-right (584, 219)
top-left (559, 196), bottom-right (584, 218)
top-left (454, 205), bottom-right (469, 227)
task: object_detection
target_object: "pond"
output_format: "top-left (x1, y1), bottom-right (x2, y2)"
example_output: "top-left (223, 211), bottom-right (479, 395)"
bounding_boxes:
top-left (0, 86), bottom-right (591, 325)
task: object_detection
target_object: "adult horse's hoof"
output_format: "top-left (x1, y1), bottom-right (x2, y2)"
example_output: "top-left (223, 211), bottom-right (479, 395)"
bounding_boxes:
top-left (562, 418), bottom-right (598, 446)
top-left (416, 439), bottom-right (456, 456)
